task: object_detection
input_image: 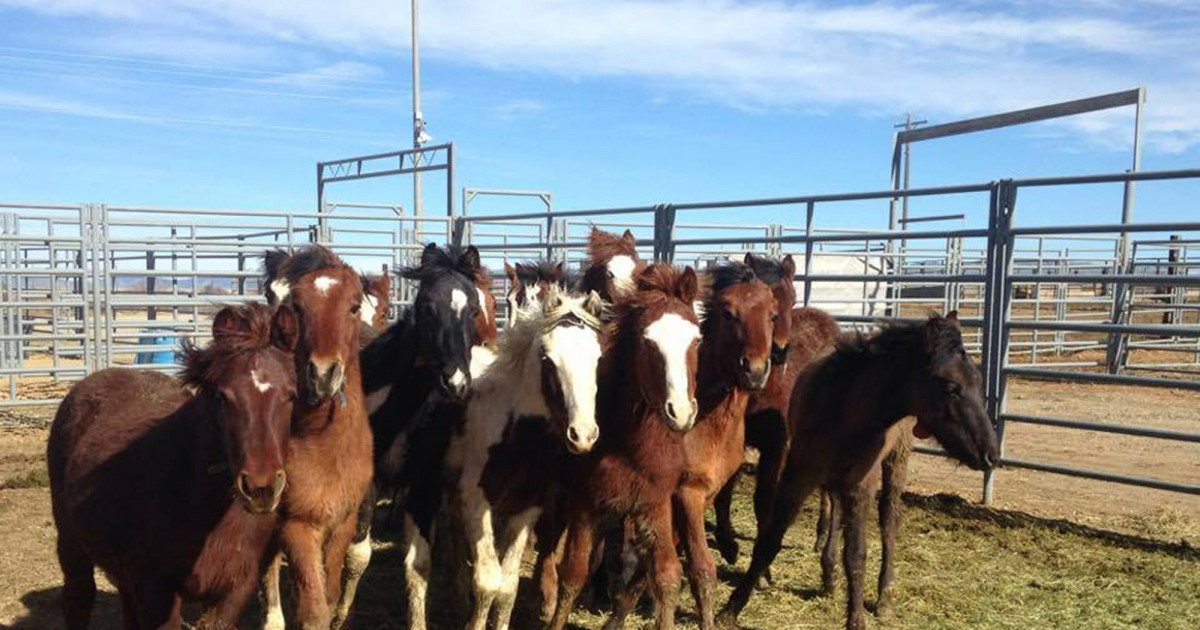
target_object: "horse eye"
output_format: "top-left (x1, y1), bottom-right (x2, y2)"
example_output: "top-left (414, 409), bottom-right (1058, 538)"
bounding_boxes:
top-left (771, 314), bottom-right (779, 323)
top-left (350, 303), bottom-right (361, 315)
top-left (945, 382), bottom-right (962, 398)
top-left (606, 270), bottom-right (615, 279)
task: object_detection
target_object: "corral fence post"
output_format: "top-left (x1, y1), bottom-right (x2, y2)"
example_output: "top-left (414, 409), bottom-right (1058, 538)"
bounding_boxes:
top-left (653, 203), bottom-right (677, 262)
top-left (982, 179), bottom-right (1018, 504)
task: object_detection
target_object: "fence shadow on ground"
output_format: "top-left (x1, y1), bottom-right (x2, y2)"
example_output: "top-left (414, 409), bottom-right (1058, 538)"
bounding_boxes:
top-left (904, 491), bottom-right (1199, 560)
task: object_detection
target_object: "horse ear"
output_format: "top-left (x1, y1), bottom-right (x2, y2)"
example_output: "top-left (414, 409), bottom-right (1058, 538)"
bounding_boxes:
top-left (945, 310), bottom-right (961, 328)
top-left (584, 290), bottom-right (607, 318)
top-left (459, 246), bottom-right (481, 274)
top-left (271, 305), bottom-right (300, 352)
top-left (678, 266), bottom-right (699, 304)
top-left (781, 254), bottom-right (796, 278)
top-left (553, 261), bottom-right (565, 281)
top-left (212, 307), bottom-right (250, 340)
top-left (622, 229), bottom-right (636, 247)
top-left (504, 262), bottom-right (517, 285)
top-left (743, 252), bottom-right (757, 268)
top-left (420, 242), bottom-right (440, 268)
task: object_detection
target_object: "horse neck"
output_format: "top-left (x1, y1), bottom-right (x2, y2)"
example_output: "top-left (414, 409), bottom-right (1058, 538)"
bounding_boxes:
top-left (696, 338), bottom-right (750, 429)
top-left (487, 332), bottom-right (549, 419)
top-left (836, 343), bottom-right (917, 438)
top-left (360, 314), bottom-right (417, 393)
top-left (177, 393), bottom-right (231, 495)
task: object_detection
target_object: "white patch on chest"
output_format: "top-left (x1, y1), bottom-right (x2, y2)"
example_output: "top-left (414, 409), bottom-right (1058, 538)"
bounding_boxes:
top-left (314, 275), bottom-right (339, 296)
top-left (269, 279), bottom-right (290, 303)
top-left (251, 369), bottom-right (272, 393)
top-left (361, 293), bottom-right (379, 326)
top-left (451, 288), bottom-right (469, 317)
top-left (607, 255), bottom-right (637, 296)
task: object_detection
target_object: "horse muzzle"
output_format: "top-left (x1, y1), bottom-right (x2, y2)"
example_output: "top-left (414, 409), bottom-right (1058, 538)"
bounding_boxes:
top-left (770, 343), bottom-right (789, 366)
top-left (235, 469), bottom-right (287, 514)
top-left (307, 359), bottom-right (345, 402)
top-left (739, 357), bottom-right (772, 391)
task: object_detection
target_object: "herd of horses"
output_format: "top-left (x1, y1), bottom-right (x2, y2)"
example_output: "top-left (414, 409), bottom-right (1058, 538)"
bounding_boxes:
top-left (45, 227), bottom-right (1000, 630)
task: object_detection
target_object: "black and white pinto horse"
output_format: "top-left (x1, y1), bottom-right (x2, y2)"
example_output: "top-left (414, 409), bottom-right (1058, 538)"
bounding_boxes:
top-left (503, 260), bottom-right (574, 326)
top-left (402, 287), bottom-right (607, 630)
top-left (260, 243), bottom-right (490, 630)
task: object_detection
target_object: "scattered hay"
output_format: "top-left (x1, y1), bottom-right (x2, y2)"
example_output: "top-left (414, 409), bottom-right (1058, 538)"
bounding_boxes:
top-left (0, 468), bottom-right (49, 490)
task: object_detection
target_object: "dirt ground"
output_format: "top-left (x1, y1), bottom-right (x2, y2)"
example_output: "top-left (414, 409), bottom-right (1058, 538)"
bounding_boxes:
top-left (0, 377), bottom-right (1196, 628)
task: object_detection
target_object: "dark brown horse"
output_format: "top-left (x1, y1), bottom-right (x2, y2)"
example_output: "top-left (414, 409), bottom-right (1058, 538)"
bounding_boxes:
top-left (546, 263), bottom-right (702, 630)
top-left (606, 262), bottom-right (776, 630)
top-left (49, 303), bottom-right (298, 629)
top-left (719, 312), bottom-right (1000, 630)
top-left (259, 245), bottom-right (374, 629)
top-left (580, 227), bottom-right (644, 301)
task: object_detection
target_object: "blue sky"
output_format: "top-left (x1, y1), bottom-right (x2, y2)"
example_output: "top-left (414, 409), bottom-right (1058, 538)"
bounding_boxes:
top-left (0, 0), bottom-right (1198, 233)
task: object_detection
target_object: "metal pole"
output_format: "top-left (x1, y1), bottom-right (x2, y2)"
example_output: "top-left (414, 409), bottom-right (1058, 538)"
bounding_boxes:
top-left (411, 0), bottom-right (424, 240)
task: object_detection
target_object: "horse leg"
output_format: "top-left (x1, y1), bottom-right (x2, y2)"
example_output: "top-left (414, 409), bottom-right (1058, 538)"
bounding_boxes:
top-left (132, 581), bottom-right (182, 630)
top-left (841, 487), bottom-right (870, 630)
top-left (332, 486), bottom-right (375, 630)
top-left (814, 491), bottom-right (831, 552)
top-left (197, 563), bottom-right (265, 630)
top-left (603, 520), bottom-right (646, 630)
top-left (56, 534), bottom-right (96, 630)
top-left (493, 510), bottom-right (539, 630)
top-left (676, 488), bottom-right (717, 630)
top-left (713, 472), bottom-right (740, 565)
top-left (461, 488), bottom-right (503, 630)
top-left (280, 520), bottom-right (330, 630)
top-left (644, 500), bottom-right (683, 630)
top-left (876, 438), bottom-right (910, 618)
top-left (820, 492), bottom-right (841, 597)
top-left (547, 513), bottom-right (595, 630)
top-left (532, 508), bottom-right (564, 623)
top-left (403, 513), bottom-right (433, 630)
top-left (718, 459), bottom-right (821, 627)
top-left (260, 552), bottom-right (285, 630)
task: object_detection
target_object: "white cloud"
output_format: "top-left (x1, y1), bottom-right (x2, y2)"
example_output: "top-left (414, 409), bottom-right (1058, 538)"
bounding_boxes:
top-left (2, 0), bottom-right (1198, 152)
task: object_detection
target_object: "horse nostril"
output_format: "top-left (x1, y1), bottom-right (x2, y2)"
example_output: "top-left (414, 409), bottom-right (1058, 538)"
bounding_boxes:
top-left (567, 426), bottom-right (580, 443)
top-left (665, 401), bottom-right (677, 419)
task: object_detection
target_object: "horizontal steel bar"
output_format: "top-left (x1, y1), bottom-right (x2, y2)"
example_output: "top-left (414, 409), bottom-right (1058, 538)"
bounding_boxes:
top-left (1011, 167), bottom-right (1200, 188)
top-left (1011, 221), bottom-right (1200, 237)
top-left (913, 446), bottom-right (1200, 495)
top-left (320, 162), bottom-right (449, 184)
top-left (1002, 413), bottom-right (1200, 442)
top-left (1007, 274), bottom-right (1200, 286)
top-left (317, 143), bottom-right (452, 168)
top-left (1004, 366), bottom-right (1200, 391)
top-left (1005, 320), bottom-right (1200, 337)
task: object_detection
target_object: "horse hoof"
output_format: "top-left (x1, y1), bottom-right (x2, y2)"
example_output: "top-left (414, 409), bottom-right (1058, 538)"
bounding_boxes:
top-left (717, 539), bottom-right (739, 565)
top-left (715, 610), bottom-right (739, 629)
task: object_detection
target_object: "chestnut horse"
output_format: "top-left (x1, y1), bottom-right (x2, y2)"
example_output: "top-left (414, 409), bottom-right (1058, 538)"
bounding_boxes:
top-left (605, 262), bottom-right (775, 630)
top-left (719, 313), bottom-right (1000, 630)
top-left (712, 255), bottom-right (843, 569)
top-left (579, 227), bottom-right (644, 301)
top-left (546, 263), bottom-right (702, 630)
top-left (257, 245), bottom-right (373, 630)
top-left (360, 268), bottom-right (392, 337)
top-left (429, 288), bottom-right (607, 630)
top-left (49, 303), bottom-right (298, 629)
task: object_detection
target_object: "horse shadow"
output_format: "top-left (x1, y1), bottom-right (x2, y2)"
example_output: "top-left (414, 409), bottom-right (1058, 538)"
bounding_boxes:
top-left (5, 585), bottom-right (123, 630)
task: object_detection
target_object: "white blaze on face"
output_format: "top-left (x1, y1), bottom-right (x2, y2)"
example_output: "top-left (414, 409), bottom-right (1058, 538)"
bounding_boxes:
top-left (361, 293), bottom-right (379, 326)
top-left (607, 255), bottom-right (637, 296)
top-left (643, 312), bottom-right (701, 431)
top-left (448, 369), bottom-right (467, 390)
top-left (251, 369), bottom-right (272, 393)
top-left (269, 279), bottom-right (290, 304)
top-left (476, 288), bottom-right (491, 324)
top-left (450, 288), bottom-right (469, 318)
top-left (313, 275), bottom-right (339, 296)
top-left (542, 323), bottom-right (602, 453)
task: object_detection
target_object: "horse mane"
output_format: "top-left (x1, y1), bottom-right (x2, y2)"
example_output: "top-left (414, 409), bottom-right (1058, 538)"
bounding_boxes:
top-left (744, 255), bottom-right (789, 285)
top-left (826, 316), bottom-right (962, 380)
top-left (510, 259), bottom-right (576, 289)
top-left (489, 287), bottom-right (605, 376)
top-left (629, 263), bottom-right (689, 309)
top-left (397, 244), bottom-right (476, 283)
top-left (262, 245), bottom-right (344, 286)
top-left (587, 227), bottom-right (638, 263)
top-left (179, 303), bottom-right (276, 390)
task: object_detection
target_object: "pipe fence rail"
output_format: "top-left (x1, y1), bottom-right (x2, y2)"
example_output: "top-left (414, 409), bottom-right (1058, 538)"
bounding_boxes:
top-left (2, 168), bottom-right (1198, 505)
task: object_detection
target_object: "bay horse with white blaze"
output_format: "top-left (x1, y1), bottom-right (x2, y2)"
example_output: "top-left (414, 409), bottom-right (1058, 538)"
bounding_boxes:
top-left (580, 227), bottom-right (644, 302)
top-left (257, 245), bottom-right (373, 630)
top-left (546, 263), bottom-right (703, 630)
top-left (49, 303), bottom-right (298, 629)
top-left (719, 312), bottom-right (1000, 630)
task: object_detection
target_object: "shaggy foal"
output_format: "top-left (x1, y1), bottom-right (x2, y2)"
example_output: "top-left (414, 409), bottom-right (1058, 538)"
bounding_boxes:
top-left (49, 304), bottom-right (298, 630)
top-left (720, 312), bottom-right (1000, 630)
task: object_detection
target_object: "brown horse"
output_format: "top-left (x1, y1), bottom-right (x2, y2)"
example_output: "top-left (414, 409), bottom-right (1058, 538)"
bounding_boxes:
top-left (719, 312), bottom-right (1000, 630)
top-left (712, 256), bottom-right (843, 569)
top-left (360, 268), bottom-right (392, 335)
top-left (259, 245), bottom-right (373, 629)
top-left (580, 227), bottom-right (644, 301)
top-left (49, 303), bottom-right (298, 629)
top-left (606, 262), bottom-right (776, 630)
top-left (546, 263), bottom-right (702, 630)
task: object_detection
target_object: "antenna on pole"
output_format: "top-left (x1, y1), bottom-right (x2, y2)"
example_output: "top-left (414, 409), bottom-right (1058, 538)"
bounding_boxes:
top-left (411, 0), bottom-right (427, 239)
